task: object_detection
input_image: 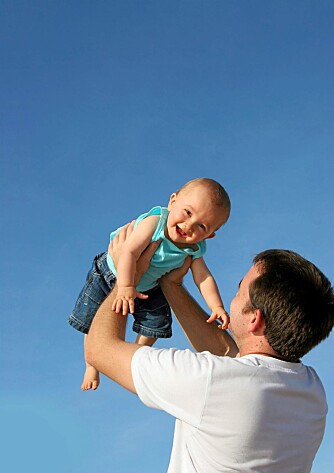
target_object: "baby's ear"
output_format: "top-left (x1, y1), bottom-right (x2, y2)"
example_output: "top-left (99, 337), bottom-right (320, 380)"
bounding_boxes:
top-left (205, 232), bottom-right (216, 240)
top-left (167, 193), bottom-right (177, 209)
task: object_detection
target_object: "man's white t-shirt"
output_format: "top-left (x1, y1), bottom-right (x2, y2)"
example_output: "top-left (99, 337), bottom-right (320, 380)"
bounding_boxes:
top-left (131, 346), bottom-right (327, 473)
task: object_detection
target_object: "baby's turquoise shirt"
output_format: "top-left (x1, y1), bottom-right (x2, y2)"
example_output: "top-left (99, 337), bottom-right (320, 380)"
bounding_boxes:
top-left (106, 206), bottom-right (206, 292)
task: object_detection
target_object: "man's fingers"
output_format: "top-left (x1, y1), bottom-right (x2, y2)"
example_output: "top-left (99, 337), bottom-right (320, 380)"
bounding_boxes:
top-left (160, 256), bottom-right (192, 286)
top-left (125, 220), bottom-right (136, 237)
top-left (183, 256), bottom-right (192, 272)
top-left (175, 256), bottom-right (192, 278)
top-left (117, 224), bottom-right (129, 243)
top-left (134, 240), bottom-right (161, 283)
top-left (142, 239), bottom-right (161, 262)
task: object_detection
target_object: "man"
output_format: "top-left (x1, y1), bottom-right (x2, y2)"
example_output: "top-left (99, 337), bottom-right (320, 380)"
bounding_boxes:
top-left (85, 224), bottom-right (333, 473)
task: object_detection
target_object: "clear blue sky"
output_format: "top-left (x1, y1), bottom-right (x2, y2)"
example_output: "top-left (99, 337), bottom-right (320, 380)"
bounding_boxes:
top-left (1, 1), bottom-right (333, 472)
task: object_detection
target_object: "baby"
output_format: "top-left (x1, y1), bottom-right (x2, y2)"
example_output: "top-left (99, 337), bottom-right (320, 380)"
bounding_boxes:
top-left (68, 178), bottom-right (231, 390)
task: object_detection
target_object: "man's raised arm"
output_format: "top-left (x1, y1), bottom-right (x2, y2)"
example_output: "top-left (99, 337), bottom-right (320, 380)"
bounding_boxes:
top-left (85, 224), bottom-right (160, 394)
top-left (160, 269), bottom-right (238, 357)
top-left (85, 287), bottom-right (140, 393)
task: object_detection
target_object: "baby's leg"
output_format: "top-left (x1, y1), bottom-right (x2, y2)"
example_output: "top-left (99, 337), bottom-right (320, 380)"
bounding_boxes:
top-left (135, 334), bottom-right (157, 347)
top-left (81, 335), bottom-right (100, 391)
top-left (69, 253), bottom-right (116, 391)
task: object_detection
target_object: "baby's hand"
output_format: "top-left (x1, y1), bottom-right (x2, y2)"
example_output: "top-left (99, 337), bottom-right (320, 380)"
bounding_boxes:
top-left (112, 286), bottom-right (148, 316)
top-left (207, 306), bottom-right (230, 330)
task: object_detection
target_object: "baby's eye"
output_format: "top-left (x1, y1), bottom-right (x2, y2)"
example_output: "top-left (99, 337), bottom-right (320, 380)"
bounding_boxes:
top-left (199, 224), bottom-right (206, 231)
top-left (185, 209), bottom-right (191, 216)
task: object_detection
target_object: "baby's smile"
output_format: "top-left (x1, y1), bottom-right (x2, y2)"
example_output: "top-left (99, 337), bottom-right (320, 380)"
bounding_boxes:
top-left (176, 225), bottom-right (188, 238)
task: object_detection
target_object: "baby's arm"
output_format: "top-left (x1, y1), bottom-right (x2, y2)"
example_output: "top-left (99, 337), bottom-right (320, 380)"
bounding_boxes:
top-left (191, 257), bottom-right (229, 329)
top-left (112, 215), bottom-right (159, 315)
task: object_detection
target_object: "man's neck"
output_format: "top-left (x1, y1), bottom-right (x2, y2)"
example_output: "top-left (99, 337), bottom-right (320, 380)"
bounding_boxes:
top-left (238, 343), bottom-right (298, 363)
top-left (237, 338), bottom-right (295, 362)
top-left (244, 351), bottom-right (298, 362)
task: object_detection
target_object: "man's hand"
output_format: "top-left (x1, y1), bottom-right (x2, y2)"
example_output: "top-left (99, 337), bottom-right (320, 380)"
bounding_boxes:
top-left (108, 222), bottom-right (161, 286)
top-left (160, 256), bottom-right (192, 288)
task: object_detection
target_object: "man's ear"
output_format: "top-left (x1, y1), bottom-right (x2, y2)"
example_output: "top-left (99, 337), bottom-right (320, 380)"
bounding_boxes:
top-left (167, 193), bottom-right (177, 210)
top-left (249, 309), bottom-right (266, 334)
top-left (205, 232), bottom-right (216, 240)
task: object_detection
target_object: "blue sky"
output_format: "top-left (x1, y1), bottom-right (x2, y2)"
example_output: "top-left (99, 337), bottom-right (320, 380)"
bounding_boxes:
top-left (1, 1), bottom-right (333, 472)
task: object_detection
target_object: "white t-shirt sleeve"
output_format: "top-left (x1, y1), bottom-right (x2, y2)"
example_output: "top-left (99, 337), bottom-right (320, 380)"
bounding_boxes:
top-left (131, 346), bottom-right (211, 427)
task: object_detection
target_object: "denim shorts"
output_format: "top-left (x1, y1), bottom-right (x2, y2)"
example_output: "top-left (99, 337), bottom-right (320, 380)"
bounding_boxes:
top-left (68, 252), bottom-right (172, 338)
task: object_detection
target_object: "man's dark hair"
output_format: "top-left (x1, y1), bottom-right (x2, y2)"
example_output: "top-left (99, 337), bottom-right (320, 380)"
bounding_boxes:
top-left (248, 250), bottom-right (334, 361)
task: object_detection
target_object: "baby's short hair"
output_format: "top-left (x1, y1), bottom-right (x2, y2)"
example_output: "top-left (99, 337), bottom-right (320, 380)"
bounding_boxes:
top-left (177, 178), bottom-right (231, 213)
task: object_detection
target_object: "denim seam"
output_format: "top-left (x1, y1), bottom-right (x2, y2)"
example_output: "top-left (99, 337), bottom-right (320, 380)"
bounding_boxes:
top-left (68, 314), bottom-right (90, 331)
top-left (133, 322), bottom-right (172, 339)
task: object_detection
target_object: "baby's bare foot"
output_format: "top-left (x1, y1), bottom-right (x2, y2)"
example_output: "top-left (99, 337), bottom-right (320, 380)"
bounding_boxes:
top-left (81, 365), bottom-right (100, 391)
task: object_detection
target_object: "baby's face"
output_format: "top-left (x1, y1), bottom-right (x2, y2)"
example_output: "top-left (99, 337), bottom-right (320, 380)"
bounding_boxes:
top-left (165, 186), bottom-right (228, 246)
